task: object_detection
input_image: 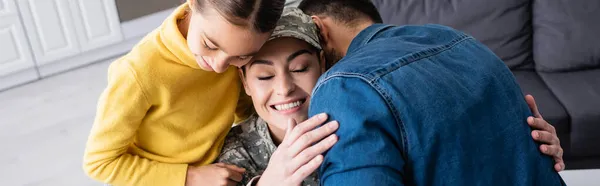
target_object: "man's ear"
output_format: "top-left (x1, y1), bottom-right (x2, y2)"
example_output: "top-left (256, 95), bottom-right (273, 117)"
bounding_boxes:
top-left (318, 50), bottom-right (327, 73)
top-left (311, 15), bottom-right (330, 45)
top-left (238, 68), bottom-right (251, 96)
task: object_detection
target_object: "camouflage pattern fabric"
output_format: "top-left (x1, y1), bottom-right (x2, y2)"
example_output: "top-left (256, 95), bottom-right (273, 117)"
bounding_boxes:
top-left (269, 7), bottom-right (322, 50)
top-left (217, 115), bottom-right (319, 186)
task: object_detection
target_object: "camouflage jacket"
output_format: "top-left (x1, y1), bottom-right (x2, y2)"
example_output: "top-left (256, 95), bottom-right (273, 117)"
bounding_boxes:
top-left (216, 115), bottom-right (319, 186)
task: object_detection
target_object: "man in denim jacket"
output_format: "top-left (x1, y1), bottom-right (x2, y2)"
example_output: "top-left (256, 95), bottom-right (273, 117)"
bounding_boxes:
top-left (299, 0), bottom-right (566, 185)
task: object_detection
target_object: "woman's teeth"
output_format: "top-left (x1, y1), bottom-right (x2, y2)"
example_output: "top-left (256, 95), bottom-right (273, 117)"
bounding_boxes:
top-left (274, 100), bottom-right (303, 111)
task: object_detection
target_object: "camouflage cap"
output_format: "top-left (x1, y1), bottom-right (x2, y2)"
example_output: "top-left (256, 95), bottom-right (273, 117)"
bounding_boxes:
top-left (270, 7), bottom-right (322, 50)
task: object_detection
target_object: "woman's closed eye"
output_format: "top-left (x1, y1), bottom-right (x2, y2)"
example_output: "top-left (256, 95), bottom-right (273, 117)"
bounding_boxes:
top-left (291, 66), bottom-right (308, 73)
top-left (257, 75), bottom-right (274, 81)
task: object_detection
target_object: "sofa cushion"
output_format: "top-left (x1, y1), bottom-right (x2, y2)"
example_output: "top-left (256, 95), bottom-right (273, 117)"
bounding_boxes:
top-left (565, 156), bottom-right (600, 170)
top-left (539, 69), bottom-right (600, 157)
top-left (533, 0), bottom-right (600, 72)
top-left (512, 71), bottom-right (570, 134)
top-left (372, 0), bottom-right (534, 69)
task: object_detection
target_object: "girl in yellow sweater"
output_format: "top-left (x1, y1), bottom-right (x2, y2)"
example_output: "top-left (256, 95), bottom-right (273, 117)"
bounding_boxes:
top-left (82, 0), bottom-right (291, 185)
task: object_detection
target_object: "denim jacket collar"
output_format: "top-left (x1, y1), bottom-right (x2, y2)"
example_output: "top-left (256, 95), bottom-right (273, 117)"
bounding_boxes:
top-left (347, 24), bottom-right (395, 55)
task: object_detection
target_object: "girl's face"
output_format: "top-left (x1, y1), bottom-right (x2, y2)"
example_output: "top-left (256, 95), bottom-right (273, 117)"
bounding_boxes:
top-left (187, 8), bottom-right (271, 73)
top-left (242, 37), bottom-right (325, 136)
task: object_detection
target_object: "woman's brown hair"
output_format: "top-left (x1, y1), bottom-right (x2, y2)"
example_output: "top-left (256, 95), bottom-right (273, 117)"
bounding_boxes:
top-left (190, 0), bottom-right (285, 33)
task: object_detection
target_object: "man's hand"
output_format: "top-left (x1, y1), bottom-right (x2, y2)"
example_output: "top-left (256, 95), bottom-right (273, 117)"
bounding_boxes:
top-left (525, 95), bottom-right (565, 172)
top-left (185, 163), bottom-right (245, 186)
top-left (258, 113), bottom-right (338, 186)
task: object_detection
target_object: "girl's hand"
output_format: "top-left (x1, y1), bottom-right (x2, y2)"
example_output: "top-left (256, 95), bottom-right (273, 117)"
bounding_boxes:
top-left (186, 163), bottom-right (246, 186)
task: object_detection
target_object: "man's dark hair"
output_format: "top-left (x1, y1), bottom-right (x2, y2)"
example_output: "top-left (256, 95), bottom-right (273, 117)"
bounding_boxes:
top-left (298, 0), bottom-right (383, 26)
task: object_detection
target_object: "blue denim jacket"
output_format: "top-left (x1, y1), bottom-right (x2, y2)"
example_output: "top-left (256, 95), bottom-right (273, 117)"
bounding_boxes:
top-left (308, 24), bottom-right (565, 186)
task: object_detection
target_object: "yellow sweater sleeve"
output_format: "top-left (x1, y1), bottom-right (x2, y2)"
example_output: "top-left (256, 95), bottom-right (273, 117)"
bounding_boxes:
top-left (83, 60), bottom-right (188, 186)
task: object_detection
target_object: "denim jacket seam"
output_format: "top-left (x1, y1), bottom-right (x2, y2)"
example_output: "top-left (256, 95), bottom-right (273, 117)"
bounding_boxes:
top-left (374, 35), bottom-right (474, 79)
top-left (339, 36), bottom-right (473, 81)
top-left (361, 25), bottom-right (395, 46)
top-left (369, 79), bottom-right (409, 159)
top-left (348, 24), bottom-right (395, 54)
top-left (313, 73), bottom-right (371, 93)
top-left (312, 73), bottom-right (367, 97)
top-left (312, 74), bottom-right (409, 159)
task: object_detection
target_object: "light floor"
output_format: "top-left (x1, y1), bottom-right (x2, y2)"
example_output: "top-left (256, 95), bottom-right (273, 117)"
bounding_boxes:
top-left (0, 58), bottom-right (597, 186)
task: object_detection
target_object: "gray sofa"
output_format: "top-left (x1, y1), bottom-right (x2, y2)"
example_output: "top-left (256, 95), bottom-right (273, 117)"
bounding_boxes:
top-left (372, 0), bottom-right (600, 170)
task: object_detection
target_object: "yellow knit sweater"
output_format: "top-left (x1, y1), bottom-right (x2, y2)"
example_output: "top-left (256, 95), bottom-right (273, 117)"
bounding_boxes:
top-left (83, 4), bottom-right (252, 186)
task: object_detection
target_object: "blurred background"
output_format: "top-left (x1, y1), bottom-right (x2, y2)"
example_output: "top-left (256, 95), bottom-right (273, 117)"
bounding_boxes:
top-left (0, 0), bottom-right (598, 185)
